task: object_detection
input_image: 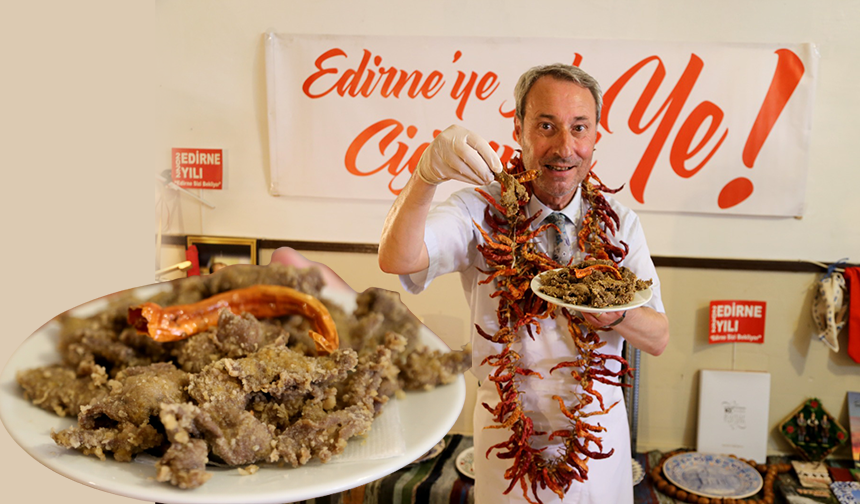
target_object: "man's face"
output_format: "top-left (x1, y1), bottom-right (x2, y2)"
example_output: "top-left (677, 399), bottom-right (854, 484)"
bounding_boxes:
top-left (514, 76), bottom-right (598, 210)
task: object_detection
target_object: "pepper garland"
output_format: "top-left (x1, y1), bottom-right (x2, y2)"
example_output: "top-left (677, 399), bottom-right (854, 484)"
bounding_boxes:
top-left (473, 153), bottom-right (634, 504)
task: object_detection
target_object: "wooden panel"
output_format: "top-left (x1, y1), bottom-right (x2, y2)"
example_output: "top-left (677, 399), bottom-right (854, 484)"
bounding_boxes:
top-left (161, 236), bottom-right (856, 273)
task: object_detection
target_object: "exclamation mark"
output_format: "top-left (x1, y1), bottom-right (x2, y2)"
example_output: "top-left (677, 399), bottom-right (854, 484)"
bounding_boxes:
top-left (718, 49), bottom-right (805, 209)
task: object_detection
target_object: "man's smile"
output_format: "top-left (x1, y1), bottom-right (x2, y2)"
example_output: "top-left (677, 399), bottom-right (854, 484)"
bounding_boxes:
top-left (543, 163), bottom-right (576, 172)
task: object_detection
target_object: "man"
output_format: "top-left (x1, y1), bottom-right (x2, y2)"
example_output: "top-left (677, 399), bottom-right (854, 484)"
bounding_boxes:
top-left (378, 63), bottom-right (669, 503)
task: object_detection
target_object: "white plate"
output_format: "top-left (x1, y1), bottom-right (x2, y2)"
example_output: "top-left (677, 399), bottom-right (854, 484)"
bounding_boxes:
top-left (531, 269), bottom-right (653, 313)
top-left (631, 459), bottom-right (644, 486)
top-left (662, 452), bottom-right (763, 499)
top-left (455, 446), bottom-right (475, 479)
top-left (0, 284), bottom-right (466, 504)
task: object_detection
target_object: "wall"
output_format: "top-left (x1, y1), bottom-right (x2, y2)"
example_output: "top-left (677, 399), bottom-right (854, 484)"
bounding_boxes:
top-left (1, 3), bottom-right (152, 504)
top-left (156, 0), bottom-right (860, 262)
top-left (2, 2), bottom-right (859, 504)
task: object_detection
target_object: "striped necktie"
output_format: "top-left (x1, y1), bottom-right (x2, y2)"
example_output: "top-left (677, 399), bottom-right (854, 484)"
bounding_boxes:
top-left (544, 212), bottom-right (572, 266)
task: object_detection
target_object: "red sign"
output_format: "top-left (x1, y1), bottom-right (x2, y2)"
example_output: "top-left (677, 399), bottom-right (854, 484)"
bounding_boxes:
top-left (708, 300), bottom-right (767, 344)
top-left (171, 148), bottom-right (223, 190)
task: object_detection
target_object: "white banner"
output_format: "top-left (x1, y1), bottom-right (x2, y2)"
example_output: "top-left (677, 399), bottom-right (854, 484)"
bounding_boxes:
top-left (265, 34), bottom-right (817, 216)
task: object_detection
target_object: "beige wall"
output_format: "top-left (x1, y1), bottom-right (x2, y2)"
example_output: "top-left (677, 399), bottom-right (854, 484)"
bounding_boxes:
top-left (154, 0), bottom-right (860, 262)
top-left (160, 244), bottom-right (860, 460)
top-left (646, 266), bottom-right (856, 459)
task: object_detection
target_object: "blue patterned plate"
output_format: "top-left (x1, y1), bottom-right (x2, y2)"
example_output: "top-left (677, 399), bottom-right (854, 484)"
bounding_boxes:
top-left (663, 452), bottom-right (763, 499)
top-left (832, 481), bottom-right (860, 504)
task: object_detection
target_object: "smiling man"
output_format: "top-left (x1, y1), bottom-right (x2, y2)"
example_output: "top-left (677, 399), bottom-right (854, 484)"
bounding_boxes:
top-left (378, 63), bottom-right (669, 504)
top-left (515, 71), bottom-right (598, 210)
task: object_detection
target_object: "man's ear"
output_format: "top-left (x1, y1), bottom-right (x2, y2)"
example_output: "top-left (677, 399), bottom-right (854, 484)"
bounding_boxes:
top-left (513, 117), bottom-right (522, 144)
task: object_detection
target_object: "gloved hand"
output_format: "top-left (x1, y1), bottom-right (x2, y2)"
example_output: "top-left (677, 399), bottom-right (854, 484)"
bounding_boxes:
top-left (415, 125), bottom-right (503, 185)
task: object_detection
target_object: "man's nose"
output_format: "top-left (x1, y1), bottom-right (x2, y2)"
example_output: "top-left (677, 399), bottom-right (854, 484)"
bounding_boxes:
top-left (552, 129), bottom-right (578, 159)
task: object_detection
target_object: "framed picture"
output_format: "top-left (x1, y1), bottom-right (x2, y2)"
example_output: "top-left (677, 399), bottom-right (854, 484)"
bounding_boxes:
top-left (186, 236), bottom-right (257, 274)
top-left (779, 397), bottom-right (848, 461)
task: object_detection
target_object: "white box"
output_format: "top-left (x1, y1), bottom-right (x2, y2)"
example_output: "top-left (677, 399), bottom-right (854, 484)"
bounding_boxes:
top-left (696, 369), bottom-right (771, 463)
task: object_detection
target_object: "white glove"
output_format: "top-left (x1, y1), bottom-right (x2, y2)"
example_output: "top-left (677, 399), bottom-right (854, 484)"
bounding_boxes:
top-left (415, 125), bottom-right (503, 185)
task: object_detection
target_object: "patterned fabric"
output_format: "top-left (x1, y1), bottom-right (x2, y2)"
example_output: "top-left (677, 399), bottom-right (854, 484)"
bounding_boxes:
top-left (287, 434), bottom-right (475, 504)
top-left (543, 212), bottom-right (572, 266)
top-left (812, 267), bottom-right (847, 352)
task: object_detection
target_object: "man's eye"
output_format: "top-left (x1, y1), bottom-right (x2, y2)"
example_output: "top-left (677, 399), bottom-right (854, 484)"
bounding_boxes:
top-left (573, 125), bottom-right (586, 132)
top-left (539, 123), bottom-right (552, 130)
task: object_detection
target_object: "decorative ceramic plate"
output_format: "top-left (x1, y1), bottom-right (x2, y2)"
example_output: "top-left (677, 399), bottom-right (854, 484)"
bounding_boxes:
top-left (832, 481), bottom-right (860, 504)
top-left (632, 459), bottom-right (644, 486)
top-left (0, 285), bottom-right (466, 504)
top-left (410, 438), bottom-right (446, 465)
top-left (662, 452), bottom-right (763, 499)
top-left (531, 269), bottom-right (652, 313)
top-left (456, 447), bottom-right (475, 479)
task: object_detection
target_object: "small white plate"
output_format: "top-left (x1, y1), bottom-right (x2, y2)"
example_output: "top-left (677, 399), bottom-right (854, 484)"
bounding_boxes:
top-left (410, 438), bottom-right (446, 465)
top-left (632, 459), bottom-right (644, 486)
top-left (456, 447), bottom-right (475, 479)
top-left (531, 269), bottom-right (652, 313)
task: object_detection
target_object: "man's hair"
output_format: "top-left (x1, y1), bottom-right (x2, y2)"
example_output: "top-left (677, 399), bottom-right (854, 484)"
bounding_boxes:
top-left (514, 63), bottom-right (603, 125)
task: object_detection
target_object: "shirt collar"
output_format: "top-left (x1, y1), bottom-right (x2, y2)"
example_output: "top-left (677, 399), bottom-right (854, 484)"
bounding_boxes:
top-left (527, 186), bottom-right (584, 225)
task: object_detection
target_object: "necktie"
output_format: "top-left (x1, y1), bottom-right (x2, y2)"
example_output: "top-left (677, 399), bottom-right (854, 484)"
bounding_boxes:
top-left (544, 212), bottom-right (572, 266)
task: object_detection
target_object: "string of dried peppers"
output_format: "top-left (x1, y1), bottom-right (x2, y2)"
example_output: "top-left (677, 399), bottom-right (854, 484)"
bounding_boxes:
top-left (473, 153), bottom-right (634, 503)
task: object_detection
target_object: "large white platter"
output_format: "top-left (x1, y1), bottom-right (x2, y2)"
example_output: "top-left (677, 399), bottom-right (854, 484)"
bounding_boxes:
top-left (0, 284), bottom-right (465, 504)
top-left (531, 268), bottom-right (652, 313)
top-left (662, 452), bottom-right (763, 499)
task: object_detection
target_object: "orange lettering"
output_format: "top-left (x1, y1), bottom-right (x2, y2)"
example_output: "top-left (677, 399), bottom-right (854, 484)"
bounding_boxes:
top-left (336, 49), bottom-right (373, 97)
top-left (302, 48), bottom-right (345, 98)
top-left (476, 72), bottom-right (499, 100)
top-left (392, 71), bottom-right (424, 98)
top-left (743, 49), bottom-right (804, 167)
top-left (421, 71), bottom-right (445, 98)
top-left (451, 71), bottom-right (477, 120)
top-left (344, 119), bottom-right (404, 177)
top-left (343, 119), bottom-right (429, 195)
top-left (303, 48), bottom-right (448, 101)
top-left (670, 101), bottom-right (728, 178)
top-left (602, 54), bottom-right (706, 203)
top-left (345, 120), bottom-right (516, 195)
